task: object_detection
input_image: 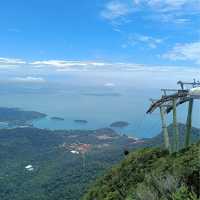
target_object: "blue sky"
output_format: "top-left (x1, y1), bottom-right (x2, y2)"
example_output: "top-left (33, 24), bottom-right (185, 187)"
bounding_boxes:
top-left (0, 0), bottom-right (200, 85)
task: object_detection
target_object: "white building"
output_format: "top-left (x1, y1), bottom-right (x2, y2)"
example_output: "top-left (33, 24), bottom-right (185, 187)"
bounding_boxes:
top-left (25, 165), bottom-right (34, 171)
top-left (70, 150), bottom-right (79, 154)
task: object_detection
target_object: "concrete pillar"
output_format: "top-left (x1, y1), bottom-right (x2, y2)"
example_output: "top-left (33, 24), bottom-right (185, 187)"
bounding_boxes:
top-left (185, 99), bottom-right (194, 148)
top-left (160, 106), bottom-right (170, 151)
top-left (172, 98), bottom-right (179, 152)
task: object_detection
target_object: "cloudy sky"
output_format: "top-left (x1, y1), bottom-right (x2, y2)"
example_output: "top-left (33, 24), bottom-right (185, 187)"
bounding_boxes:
top-left (0, 0), bottom-right (200, 84)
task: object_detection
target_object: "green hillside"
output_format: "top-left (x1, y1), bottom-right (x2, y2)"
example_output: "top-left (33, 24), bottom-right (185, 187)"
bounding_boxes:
top-left (83, 141), bottom-right (200, 200)
top-left (0, 124), bottom-right (199, 200)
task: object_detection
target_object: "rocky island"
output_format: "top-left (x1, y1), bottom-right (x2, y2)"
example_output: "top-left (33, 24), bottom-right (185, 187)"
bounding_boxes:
top-left (51, 117), bottom-right (65, 121)
top-left (74, 119), bottom-right (88, 124)
top-left (110, 121), bottom-right (129, 128)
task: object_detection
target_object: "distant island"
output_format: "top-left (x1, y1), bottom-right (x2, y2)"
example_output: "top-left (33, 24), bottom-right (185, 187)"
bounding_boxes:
top-left (110, 121), bottom-right (129, 128)
top-left (74, 120), bottom-right (88, 124)
top-left (0, 107), bottom-right (47, 123)
top-left (82, 93), bottom-right (121, 97)
top-left (51, 117), bottom-right (65, 121)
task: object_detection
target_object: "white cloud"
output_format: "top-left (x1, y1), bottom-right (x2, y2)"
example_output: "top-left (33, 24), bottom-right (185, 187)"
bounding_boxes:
top-left (101, 1), bottom-right (133, 21)
top-left (0, 57), bottom-right (26, 65)
top-left (163, 41), bottom-right (200, 64)
top-left (13, 76), bottom-right (46, 83)
top-left (148, 0), bottom-right (189, 10)
top-left (102, 0), bottom-right (200, 24)
top-left (0, 57), bottom-right (199, 81)
top-left (30, 60), bottom-right (112, 72)
top-left (0, 58), bottom-right (116, 72)
top-left (147, 0), bottom-right (200, 23)
top-left (134, 0), bottom-right (200, 11)
top-left (124, 34), bottom-right (163, 49)
top-left (30, 60), bottom-right (109, 69)
top-left (31, 60), bottom-right (88, 68)
top-left (0, 58), bottom-right (26, 70)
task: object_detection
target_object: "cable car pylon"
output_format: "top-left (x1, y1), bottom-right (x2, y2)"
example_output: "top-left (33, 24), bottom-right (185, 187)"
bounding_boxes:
top-left (147, 79), bottom-right (200, 153)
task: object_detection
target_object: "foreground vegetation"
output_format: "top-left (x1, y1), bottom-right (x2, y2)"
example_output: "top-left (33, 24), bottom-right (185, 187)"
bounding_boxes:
top-left (83, 142), bottom-right (200, 200)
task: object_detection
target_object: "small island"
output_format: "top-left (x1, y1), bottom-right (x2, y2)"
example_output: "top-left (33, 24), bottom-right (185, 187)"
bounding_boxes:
top-left (82, 92), bottom-right (121, 97)
top-left (110, 121), bottom-right (129, 128)
top-left (51, 117), bottom-right (65, 121)
top-left (74, 120), bottom-right (88, 124)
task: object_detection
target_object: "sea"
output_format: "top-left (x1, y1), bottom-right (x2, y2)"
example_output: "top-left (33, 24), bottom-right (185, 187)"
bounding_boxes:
top-left (0, 82), bottom-right (199, 138)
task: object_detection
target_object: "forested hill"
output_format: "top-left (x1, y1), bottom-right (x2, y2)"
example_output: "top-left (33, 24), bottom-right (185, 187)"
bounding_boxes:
top-left (0, 124), bottom-right (199, 200)
top-left (144, 123), bottom-right (200, 148)
top-left (83, 141), bottom-right (200, 200)
top-left (0, 107), bottom-right (46, 122)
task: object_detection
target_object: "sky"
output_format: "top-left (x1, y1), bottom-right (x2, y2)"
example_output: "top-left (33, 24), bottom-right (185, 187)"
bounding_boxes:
top-left (0, 0), bottom-right (200, 86)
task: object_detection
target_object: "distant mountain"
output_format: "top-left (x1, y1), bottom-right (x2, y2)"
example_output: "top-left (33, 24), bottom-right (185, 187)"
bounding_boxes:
top-left (143, 123), bottom-right (200, 149)
top-left (0, 124), bottom-right (199, 200)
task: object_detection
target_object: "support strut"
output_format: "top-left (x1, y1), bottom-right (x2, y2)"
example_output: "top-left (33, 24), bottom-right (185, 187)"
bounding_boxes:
top-left (185, 99), bottom-right (194, 148)
top-left (160, 106), bottom-right (170, 151)
top-left (172, 98), bottom-right (179, 152)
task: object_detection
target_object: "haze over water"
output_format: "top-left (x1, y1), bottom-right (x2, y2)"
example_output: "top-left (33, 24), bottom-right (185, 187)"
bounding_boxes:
top-left (0, 72), bottom-right (199, 138)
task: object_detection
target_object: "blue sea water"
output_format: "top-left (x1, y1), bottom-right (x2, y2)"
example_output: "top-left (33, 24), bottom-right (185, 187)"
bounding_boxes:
top-left (0, 83), bottom-right (199, 138)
